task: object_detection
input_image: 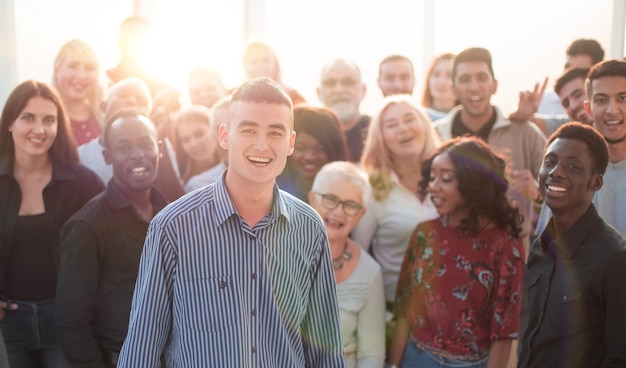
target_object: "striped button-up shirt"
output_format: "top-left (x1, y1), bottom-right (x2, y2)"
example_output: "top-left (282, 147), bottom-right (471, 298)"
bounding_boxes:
top-left (118, 175), bottom-right (345, 367)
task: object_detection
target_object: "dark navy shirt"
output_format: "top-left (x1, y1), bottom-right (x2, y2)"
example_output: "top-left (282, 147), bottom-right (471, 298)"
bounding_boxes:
top-left (519, 204), bottom-right (626, 367)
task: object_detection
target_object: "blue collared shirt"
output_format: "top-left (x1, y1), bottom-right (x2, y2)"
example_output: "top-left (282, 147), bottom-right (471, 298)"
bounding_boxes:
top-left (118, 174), bottom-right (345, 367)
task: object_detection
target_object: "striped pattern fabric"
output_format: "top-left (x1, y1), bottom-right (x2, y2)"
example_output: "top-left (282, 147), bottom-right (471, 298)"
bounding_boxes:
top-left (118, 176), bottom-right (346, 367)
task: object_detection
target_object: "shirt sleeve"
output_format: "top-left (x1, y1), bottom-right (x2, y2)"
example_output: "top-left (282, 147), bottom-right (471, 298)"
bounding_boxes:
top-left (355, 267), bottom-right (385, 368)
top-left (490, 236), bottom-right (525, 340)
top-left (55, 219), bottom-right (106, 368)
top-left (301, 231), bottom-right (346, 367)
top-left (117, 220), bottom-right (176, 368)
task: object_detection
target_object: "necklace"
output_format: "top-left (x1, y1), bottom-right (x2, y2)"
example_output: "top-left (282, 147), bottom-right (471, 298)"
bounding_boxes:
top-left (332, 241), bottom-right (352, 270)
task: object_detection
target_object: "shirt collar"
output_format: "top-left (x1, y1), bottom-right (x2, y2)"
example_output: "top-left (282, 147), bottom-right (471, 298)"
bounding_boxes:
top-left (542, 204), bottom-right (601, 258)
top-left (105, 179), bottom-right (168, 213)
top-left (212, 171), bottom-right (290, 227)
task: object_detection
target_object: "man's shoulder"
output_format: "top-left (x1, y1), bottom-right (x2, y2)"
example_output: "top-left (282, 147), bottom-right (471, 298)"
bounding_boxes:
top-left (152, 186), bottom-right (214, 227)
top-left (590, 217), bottom-right (626, 253)
top-left (279, 190), bottom-right (326, 229)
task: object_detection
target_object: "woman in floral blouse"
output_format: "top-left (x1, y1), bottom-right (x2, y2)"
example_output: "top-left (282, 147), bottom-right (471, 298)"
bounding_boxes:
top-left (387, 137), bottom-right (525, 368)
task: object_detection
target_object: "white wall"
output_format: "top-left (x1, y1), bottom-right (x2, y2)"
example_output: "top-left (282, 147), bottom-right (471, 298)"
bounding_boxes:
top-left (2, 0), bottom-right (623, 115)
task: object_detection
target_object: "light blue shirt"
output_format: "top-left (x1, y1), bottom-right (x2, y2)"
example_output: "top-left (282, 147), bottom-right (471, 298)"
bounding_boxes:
top-left (118, 173), bottom-right (345, 367)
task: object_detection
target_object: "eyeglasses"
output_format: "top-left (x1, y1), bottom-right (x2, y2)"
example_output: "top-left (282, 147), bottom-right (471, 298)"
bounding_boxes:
top-left (314, 193), bottom-right (363, 216)
top-left (321, 78), bottom-right (359, 88)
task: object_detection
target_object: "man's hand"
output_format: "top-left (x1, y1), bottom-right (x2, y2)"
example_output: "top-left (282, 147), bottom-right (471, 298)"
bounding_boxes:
top-left (510, 77), bottom-right (549, 122)
top-left (0, 299), bottom-right (19, 320)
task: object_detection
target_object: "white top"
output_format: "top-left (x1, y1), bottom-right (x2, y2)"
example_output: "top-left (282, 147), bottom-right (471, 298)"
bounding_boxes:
top-left (185, 161), bottom-right (227, 192)
top-left (77, 138), bottom-right (112, 184)
top-left (337, 251), bottom-right (385, 368)
top-left (352, 178), bottom-right (438, 302)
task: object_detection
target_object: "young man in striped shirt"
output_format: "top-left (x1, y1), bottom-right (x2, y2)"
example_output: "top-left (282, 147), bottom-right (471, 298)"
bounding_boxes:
top-left (118, 77), bottom-right (345, 367)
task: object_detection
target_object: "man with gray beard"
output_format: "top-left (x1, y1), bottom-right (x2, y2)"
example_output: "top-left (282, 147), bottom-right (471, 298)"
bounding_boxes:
top-left (317, 58), bottom-right (370, 162)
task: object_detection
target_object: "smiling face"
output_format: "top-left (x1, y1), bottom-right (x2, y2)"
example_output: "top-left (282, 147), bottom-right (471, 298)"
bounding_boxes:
top-left (178, 119), bottom-right (217, 164)
top-left (104, 116), bottom-right (159, 195)
top-left (220, 101), bottom-right (295, 189)
top-left (291, 132), bottom-right (329, 180)
top-left (54, 48), bottom-right (98, 104)
top-left (381, 102), bottom-right (427, 160)
top-left (308, 180), bottom-right (365, 241)
top-left (539, 137), bottom-right (600, 219)
top-left (427, 152), bottom-right (467, 226)
top-left (558, 78), bottom-right (592, 124)
top-left (585, 75), bottom-right (626, 145)
top-left (453, 61), bottom-right (497, 120)
top-left (9, 97), bottom-right (58, 161)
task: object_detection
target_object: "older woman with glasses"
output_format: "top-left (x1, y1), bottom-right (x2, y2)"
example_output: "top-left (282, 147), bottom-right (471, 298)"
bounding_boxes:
top-left (308, 161), bottom-right (385, 368)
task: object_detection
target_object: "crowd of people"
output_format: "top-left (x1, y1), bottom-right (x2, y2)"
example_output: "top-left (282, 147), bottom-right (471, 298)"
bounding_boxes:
top-left (0, 13), bottom-right (625, 368)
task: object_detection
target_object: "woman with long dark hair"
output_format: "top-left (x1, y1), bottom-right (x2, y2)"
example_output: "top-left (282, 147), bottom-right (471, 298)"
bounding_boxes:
top-left (0, 81), bottom-right (104, 367)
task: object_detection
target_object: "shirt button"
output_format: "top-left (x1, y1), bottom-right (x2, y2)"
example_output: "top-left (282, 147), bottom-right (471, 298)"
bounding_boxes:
top-left (251, 309), bottom-right (256, 317)
top-left (251, 273), bottom-right (257, 280)
top-left (562, 295), bottom-right (567, 301)
top-left (85, 132), bottom-right (91, 137)
top-left (81, 124), bottom-right (87, 130)
top-left (252, 347), bottom-right (256, 353)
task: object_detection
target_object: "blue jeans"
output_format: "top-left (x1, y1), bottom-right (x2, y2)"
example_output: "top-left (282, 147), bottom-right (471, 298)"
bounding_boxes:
top-left (401, 338), bottom-right (488, 368)
top-left (0, 298), bottom-right (70, 368)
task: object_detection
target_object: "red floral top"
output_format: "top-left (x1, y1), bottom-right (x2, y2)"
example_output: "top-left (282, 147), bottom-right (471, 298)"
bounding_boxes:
top-left (395, 218), bottom-right (524, 360)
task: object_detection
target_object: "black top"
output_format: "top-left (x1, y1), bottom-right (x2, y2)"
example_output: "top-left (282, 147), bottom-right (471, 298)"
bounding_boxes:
top-left (5, 213), bottom-right (56, 300)
top-left (55, 179), bottom-right (168, 366)
top-left (344, 115), bottom-right (370, 163)
top-left (518, 204), bottom-right (626, 368)
top-left (0, 156), bottom-right (104, 295)
top-left (451, 107), bottom-right (497, 141)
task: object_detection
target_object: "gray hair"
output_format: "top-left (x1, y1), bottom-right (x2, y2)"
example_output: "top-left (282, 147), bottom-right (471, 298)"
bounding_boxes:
top-left (311, 161), bottom-right (371, 205)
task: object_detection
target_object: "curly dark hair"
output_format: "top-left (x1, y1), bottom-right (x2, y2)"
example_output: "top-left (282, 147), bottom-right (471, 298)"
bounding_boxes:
top-left (419, 136), bottom-right (523, 238)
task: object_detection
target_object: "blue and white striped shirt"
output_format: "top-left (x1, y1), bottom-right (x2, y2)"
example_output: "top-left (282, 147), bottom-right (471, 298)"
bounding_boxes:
top-left (118, 175), bottom-right (345, 367)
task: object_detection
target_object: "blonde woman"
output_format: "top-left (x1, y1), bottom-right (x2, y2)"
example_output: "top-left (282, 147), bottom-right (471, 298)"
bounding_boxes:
top-left (53, 39), bottom-right (106, 146)
top-left (353, 95), bottom-right (441, 313)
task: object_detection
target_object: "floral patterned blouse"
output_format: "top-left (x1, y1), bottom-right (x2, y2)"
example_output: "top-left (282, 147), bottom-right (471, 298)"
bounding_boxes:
top-left (395, 218), bottom-right (524, 360)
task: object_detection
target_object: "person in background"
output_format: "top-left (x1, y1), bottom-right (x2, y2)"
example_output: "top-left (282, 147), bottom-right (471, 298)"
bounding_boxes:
top-left (377, 54), bottom-right (415, 97)
top-left (55, 111), bottom-right (167, 368)
top-left (421, 53), bottom-right (457, 123)
top-left (433, 47), bottom-right (546, 254)
top-left (277, 105), bottom-right (349, 201)
top-left (317, 58), bottom-right (369, 162)
top-left (309, 161), bottom-right (385, 368)
top-left (188, 66), bottom-right (227, 109)
top-left (52, 39), bottom-right (106, 146)
top-left (352, 95), bottom-right (440, 323)
top-left (511, 38), bottom-right (605, 134)
top-left (78, 77), bottom-right (153, 184)
top-left (117, 77), bottom-right (345, 367)
top-left (106, 16), bottom-right (169, 96)
top-left (174, 105), bottom-right (222, 187)
top-left (184, 95), bottom-right (230, 191)
top-left (518, 122), bottom-right (626, 367)
top-left (0, 80), bottom-right (104, 367)
top-left (242, 40), bottom-right (306, 105)
top-left (387, 136), bottom-right (524, 368)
